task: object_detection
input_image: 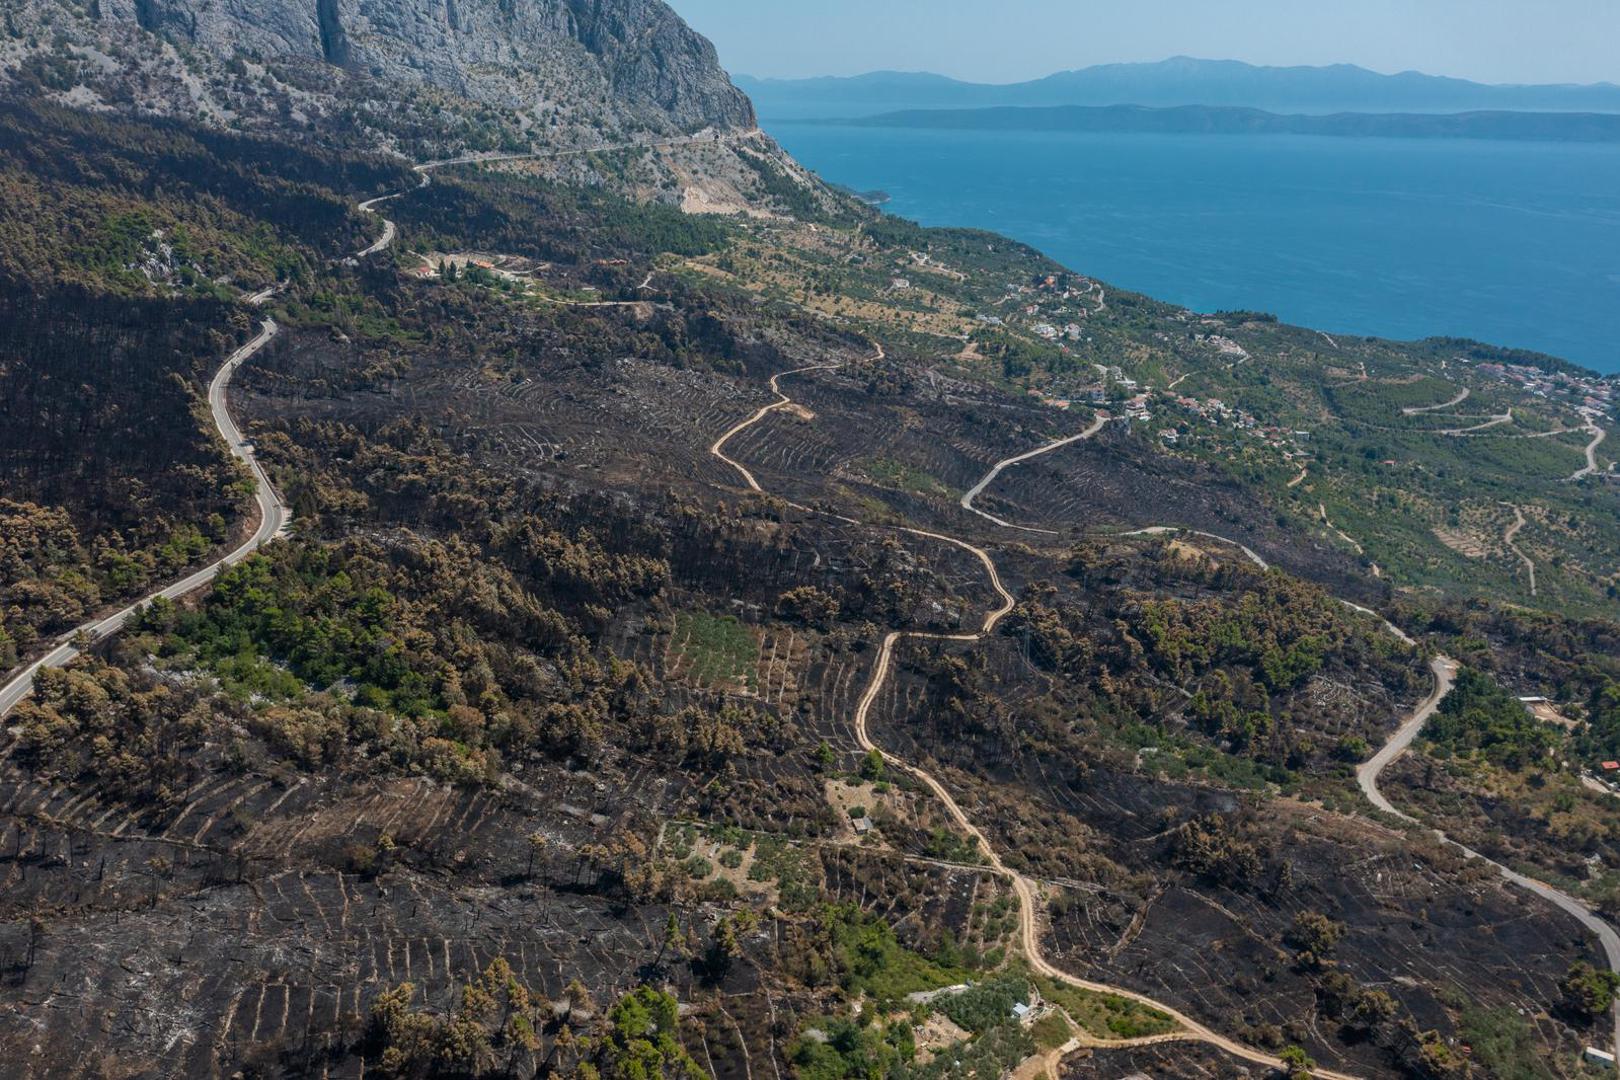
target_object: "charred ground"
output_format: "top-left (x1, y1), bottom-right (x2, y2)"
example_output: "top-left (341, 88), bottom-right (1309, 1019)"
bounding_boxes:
top-left (0, 86), bottom-right (1617, 1080)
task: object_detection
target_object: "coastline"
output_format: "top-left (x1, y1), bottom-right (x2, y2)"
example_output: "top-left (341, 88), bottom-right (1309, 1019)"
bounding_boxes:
top-left (772, 120), bottom-right (1620, 376)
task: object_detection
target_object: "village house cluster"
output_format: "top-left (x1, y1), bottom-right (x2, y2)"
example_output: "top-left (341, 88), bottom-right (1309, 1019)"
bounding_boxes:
top-left (986, 273), bottom-right (1102, 347)
top-left (1473, 359), bottom-right (1615, 423)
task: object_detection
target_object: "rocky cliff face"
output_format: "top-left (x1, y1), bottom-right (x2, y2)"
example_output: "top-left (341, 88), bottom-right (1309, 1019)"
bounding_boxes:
top-left (4, 0), bottom-right (755, 147)
top-left (0, 0), bottom-right (845, 217)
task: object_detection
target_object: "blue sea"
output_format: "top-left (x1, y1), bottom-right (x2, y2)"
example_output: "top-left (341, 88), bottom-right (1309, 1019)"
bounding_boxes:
top-left (767, 123), bottom-right (1620, 373)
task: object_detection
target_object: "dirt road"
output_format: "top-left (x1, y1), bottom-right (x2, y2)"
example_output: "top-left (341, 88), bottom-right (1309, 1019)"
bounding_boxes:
top-left (1402, 387), bottom-right (1470, 415)
top-left (707, 352), bottom-right (1363, 1080)
top-left (1570, 422), bottom-right (1609, 480)
top-left (709, 359), bottom-right (846, 493)
top-left (958, 414), bottom-right (1108, 534)
top-left (1503, 505), bottom-right (1538, 596)
top-left (1438, 409), bottom-right (1513, 435)
top-left (1121, 526), bottom-right (1270, 571)
top-left (709, 299), bottom-right (1620, 1071)
top-left (353, 136), bottom-right (715, 262)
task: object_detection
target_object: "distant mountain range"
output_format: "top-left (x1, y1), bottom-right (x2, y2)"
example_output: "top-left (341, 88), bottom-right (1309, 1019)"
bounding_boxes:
top-left (737, 57), bottom-right (1620, 119)
top-left (835, 104), bottom-right (1620, 142)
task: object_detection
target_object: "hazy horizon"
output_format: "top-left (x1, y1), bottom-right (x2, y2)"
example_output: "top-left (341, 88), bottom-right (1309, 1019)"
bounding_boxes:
top-left (668, 1), bottom-right (1620, 87)
top-left (731, 55), bottom-right (1620, 90)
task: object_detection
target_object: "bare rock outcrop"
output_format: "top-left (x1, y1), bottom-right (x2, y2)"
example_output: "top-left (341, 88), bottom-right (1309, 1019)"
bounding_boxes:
top-left (4, 0), bottom-right (755, 145)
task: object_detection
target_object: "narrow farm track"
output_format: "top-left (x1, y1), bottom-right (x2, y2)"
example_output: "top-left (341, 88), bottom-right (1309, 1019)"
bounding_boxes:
top-left (1317, 503), bottom-right (1384, 578)
top-left (1120, 526), bottom-right (1271, 571)
top-left (1401, 387), bottom-right (1470, 415)
top-left (707, 356), bottom-right (1363, 1080)
top-left (1319, 504), bottom-right (1363, 555)
top-left (358, 135), bottom-right (715, 227)
top-left (1570, 422), bottom-right (1610, 481)
top-left (1437, 409), bottom-right (1514, 436)
top-left (1503, 505), bottom-right (1538, 597)
top-left (958, 413), bottom-right (1108, 534)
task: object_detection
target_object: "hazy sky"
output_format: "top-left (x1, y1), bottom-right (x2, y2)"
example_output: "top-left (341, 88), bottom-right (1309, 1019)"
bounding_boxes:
top-left (667, 0), bottom-right (1620, 86)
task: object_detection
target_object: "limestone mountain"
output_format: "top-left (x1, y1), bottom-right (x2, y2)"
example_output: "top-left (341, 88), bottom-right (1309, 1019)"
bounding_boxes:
top-left (3, 0), bottom-right (756, 150)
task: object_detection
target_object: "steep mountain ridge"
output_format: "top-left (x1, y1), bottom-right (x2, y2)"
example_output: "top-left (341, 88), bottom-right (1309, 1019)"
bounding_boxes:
top-left (4, 0), bottom-right (755, 149)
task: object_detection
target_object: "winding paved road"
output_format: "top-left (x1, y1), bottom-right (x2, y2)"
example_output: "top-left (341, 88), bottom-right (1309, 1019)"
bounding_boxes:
top-left (3, 135), bottom-right (715, 713)
top-left (0, 312), bottom-right (289, 717)
top-left (1358, 657), bottom-right (1620, 1065)
top-left (0, 138), bottom-right (504, 716)
top-left (1355, 657), bottom-right (1458, 817)
top-left (4, 140), bottom-right (665, 715)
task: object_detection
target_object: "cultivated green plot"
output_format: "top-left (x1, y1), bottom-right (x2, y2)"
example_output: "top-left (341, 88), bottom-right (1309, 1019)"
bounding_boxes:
top-left (861, 457), bottom-right (952, 497)
top-left (669, 610), bottom-right (756, 688)
top-left (1038, 976), bottom-right (1178, 1039)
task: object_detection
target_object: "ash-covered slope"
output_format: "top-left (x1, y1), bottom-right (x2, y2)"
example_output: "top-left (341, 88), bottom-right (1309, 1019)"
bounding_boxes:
top-left (4, 0), bottom-right (755, 148)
